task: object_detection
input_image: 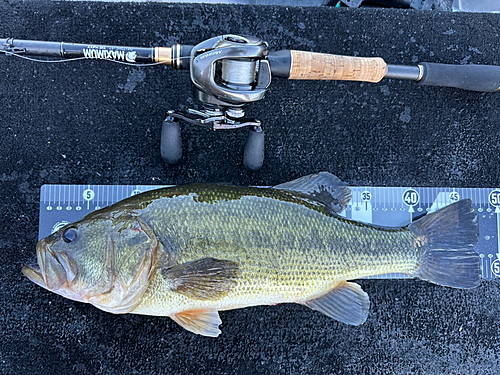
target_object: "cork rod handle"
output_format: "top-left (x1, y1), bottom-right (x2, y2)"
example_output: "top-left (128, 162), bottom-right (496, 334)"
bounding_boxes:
top-left (289, 50), bottom-right (387, 83)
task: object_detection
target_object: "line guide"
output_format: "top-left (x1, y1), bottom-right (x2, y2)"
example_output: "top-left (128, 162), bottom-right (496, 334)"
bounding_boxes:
top-left (39, 184), bottom-right (500, 280)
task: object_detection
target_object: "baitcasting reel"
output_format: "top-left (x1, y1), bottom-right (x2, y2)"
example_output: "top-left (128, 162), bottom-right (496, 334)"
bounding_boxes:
top-left (162, 35), bottom-right (272, 172)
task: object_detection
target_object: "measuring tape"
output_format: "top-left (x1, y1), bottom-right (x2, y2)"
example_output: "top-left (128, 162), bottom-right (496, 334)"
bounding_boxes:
top-left (38, 184), bottom-right (500, 280)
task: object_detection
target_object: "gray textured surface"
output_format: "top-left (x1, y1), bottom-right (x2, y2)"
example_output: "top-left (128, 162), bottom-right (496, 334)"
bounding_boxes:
top-left (0, 1), bottom-right (499, 374)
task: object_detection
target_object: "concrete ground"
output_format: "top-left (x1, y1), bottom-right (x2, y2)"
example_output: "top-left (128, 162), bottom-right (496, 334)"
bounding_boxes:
top-left (0, 1), bottom-right (499, 374)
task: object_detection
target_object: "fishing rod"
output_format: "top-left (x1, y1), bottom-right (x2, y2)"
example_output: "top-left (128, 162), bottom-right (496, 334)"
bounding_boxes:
top-left (2, 35), bottom-right (500, 171)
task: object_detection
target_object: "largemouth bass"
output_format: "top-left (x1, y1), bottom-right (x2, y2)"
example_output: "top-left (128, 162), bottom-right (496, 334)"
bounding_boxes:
top-left (23, 173), bottom-right (481, 337)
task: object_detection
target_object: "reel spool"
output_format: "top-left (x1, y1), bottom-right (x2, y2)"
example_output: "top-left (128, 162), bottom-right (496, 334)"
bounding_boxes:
top-left (161, 35), bottom-right (271, 171)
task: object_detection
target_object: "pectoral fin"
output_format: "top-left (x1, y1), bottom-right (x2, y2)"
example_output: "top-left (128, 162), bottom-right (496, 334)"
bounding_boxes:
top-left (303, 281), bottom-right (370, 325)
top-left (162, 258), bottom-right (239, 301)
top-left (171, 309), bottom-right (222, 337)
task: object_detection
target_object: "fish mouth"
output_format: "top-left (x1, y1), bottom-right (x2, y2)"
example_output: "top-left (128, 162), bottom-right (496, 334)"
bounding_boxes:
top-left (22, 240), bottom-right (70, 291)
top-left (22, 263), bottom-right (47, 288)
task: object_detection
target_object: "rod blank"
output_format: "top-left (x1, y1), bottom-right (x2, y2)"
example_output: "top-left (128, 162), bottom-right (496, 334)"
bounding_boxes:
top-left (0, 38), bottom-right (173, 65)
top-left (385, 65), bottom-right (421, 80)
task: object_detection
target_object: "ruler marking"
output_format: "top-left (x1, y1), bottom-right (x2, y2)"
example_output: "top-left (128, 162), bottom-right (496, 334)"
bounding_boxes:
top-left (497, 210), bottom-right (500, 265)
top-left (64, 185), bottom-right (68, 208)
top-left (77, 185), bottom-right (81, 210)
top-left (95, 185), bottom-right (99, 210)
top-left (391, 188), bottom-right (395, 211)
top-left (382, 187), bottom-right (386, 210)
top-left (86, 184), bottom-right (90, 210)
top-left (67, 185), bottom-right (71, 209)
top-left (49, 185), bottom-right (53, 209)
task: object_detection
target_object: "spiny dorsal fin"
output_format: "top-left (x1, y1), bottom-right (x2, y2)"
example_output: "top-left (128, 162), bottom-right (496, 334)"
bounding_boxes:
top-left (273, 172), bottom-right (351, 214)
top-left (162, 258), bottom-right (239, 301)
top-left (302, 281), bottom-right (370, 326)
top-left (171, 309), bottom-right (222, 337)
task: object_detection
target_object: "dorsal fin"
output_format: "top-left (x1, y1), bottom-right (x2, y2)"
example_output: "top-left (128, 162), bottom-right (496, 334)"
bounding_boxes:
top-left (273, 172), bottom-right (351, 214)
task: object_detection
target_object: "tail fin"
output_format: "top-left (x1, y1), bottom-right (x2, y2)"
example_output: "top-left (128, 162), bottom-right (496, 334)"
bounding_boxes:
top-left (409, 199), bottom-right (480, 289)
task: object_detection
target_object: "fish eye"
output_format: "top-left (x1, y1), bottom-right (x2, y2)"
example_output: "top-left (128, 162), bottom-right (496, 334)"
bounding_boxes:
top-left (62, 227), bottom-right (78, 243)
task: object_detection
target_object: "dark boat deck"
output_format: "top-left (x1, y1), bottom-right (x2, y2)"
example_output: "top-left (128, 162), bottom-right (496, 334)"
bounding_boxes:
top-left (0, 1), bottom-right (499, 374)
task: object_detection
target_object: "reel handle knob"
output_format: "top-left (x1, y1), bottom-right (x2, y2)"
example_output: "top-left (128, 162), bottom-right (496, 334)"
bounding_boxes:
top-left (161, 117), bottom-right (182, 165)
top-left (243, 126), bottom-right (265, 172)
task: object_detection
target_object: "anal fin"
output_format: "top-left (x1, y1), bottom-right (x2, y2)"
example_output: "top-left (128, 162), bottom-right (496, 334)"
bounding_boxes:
top-left (171, 309), bottom-right (222, 337)
top-left (303, 281), bottom-right (370, 326)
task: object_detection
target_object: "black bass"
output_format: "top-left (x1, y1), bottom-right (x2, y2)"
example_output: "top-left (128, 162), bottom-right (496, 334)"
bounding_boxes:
top-left (22, 173), bottom-right (481, 337)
